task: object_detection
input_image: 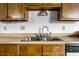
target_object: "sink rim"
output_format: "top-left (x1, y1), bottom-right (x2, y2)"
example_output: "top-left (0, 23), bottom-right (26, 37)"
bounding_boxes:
top-left (21, 36), bottom-right (64, 42)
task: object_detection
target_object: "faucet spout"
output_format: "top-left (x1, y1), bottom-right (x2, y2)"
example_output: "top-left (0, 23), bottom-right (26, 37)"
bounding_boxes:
top-left (42, 25), bottom-right (49, 36)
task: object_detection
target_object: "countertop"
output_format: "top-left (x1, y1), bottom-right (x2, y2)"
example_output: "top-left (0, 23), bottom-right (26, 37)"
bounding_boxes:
top-left (0, 33), bottom-right (79, 44)
top-left (0, 37), bottom-right (79, 44)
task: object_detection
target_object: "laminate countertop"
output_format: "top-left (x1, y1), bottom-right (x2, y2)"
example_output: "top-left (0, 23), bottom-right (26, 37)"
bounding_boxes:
top-left (0, 36), bottom-right (79, 44)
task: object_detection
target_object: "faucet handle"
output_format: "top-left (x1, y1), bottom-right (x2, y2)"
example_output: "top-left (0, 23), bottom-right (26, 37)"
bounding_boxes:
top-left (49, 32), bottom-right (51, 37)
top-left (39, 28), bottom-right (41, 33)
top-left (34, 33), bottom-right (37, 36)
top-left (49, 32), bottom-right (51, 35)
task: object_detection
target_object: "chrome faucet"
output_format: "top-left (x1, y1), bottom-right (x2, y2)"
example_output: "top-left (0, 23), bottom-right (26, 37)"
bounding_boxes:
top-left (42, 25), bottom-right (49, 36)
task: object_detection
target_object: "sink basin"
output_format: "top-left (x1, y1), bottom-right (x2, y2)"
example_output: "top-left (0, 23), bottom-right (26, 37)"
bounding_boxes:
top-left (21, 36), bottom-right (63, 42)
top-left (40, 36), bottom-right (63, 41)
top-left (43, 37), bottom-right (63, 41)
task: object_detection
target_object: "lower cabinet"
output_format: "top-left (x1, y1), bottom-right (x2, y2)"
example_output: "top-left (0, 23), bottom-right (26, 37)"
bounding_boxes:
top-left (0, 44), bottom-right (19, 56)
top-left (43, 44), bottom-right (65, 56)
top-left (20, 44), bottom-right (42, 56)
top-left (20, 44), bottom-right (65, 56)
top-left (0, 44), bottom-right (5, 56)
top-left (0, 44), bottom-right (65, 56)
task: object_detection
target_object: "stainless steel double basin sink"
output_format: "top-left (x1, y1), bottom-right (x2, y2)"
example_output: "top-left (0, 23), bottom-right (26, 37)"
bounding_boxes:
top-left (21, 36), bottom-right (63, 42)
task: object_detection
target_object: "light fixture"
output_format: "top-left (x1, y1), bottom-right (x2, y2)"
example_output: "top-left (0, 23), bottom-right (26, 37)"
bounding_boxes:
top-left (37, 8), bottom-right (48, 16)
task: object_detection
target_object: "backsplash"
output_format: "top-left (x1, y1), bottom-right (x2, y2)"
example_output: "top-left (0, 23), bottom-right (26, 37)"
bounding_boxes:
top-left (0, 22), bottom-right (79, 33)
top-left (0, 11), bottom-right (79, 33)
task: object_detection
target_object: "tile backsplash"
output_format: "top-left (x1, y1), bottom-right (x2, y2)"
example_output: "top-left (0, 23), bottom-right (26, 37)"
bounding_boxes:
top-left (0, 11), bottom-right (79, 33)
top-left (0, 22), bottom-right (79, 33)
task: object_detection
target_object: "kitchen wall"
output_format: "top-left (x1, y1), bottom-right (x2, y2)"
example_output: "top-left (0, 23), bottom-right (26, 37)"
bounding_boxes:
top-left (0, 11), bottom-right (79, 33)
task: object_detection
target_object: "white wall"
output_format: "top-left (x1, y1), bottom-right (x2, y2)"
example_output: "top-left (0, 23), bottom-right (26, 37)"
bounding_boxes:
top-left (28, 11), bottom-right (58, 23)
top-left (0, 11), bottom-right (79, 33)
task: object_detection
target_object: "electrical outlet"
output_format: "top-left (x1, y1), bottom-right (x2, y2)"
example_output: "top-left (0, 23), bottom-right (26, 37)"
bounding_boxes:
top-left (62, 25), bottom-right (65, 31)
top-left (4, 26), bottom-right (7, 31)
top-left (20, 26), bottom-right (25, 31)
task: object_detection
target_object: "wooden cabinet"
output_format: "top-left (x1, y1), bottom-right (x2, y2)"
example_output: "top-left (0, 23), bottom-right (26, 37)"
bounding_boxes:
top-left (8, 3), bottom-right (25, 20)
top-left (25, 3), bottom-right (61, 10)
top-left (0, 3), bottom-right (26, 21)
top-left (0, 3), bottom-right (7, 19)
top-left (0, 44), bottom-right (19, 56)
top-left (20, 44), bottom-right (42, 56)
top-left (61, 3), bottom-right (79, 20)
top-left (43, 44), bottom-right (65, 56)
top-left (0, 44), bottom-right (65, 56)
top-left (0, 44), bottom-right (5, 56)
top-left (20, 44), bottom-right (65, 56)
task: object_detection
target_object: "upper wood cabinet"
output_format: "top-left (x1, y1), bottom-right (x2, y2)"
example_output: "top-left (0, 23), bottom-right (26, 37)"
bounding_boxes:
top-left (0, 4), bottom-right (7, 19)
top-left (0, 3), bottom-right (26, 21)
top-left (25, 3), bottom-right (61, 10)
top-left (61, 3), bottom-right (79, 20)
top-left (8, 3), bottom-right (25, 19)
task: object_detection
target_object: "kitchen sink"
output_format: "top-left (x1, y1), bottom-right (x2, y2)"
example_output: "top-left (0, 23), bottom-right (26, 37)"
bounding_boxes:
top-left (21, 25), bottom-right (63, 42)
top-left (21, 36), bottom-right (63, 42)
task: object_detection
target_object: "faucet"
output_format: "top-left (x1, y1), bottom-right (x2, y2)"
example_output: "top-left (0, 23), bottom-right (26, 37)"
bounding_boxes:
top-left (42, 25), bottom-right (49, 36)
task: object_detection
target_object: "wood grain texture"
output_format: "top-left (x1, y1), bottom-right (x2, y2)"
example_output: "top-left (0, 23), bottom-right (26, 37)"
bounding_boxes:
top-left (20, 44), bottom-right (42, 56)
top-left (0, 4), bottom-right (7, 19)
top-left (43, 44), bottom-right (65, 56)
top-left (0, 44), bottom-right (19, 56)
top-left (61, 3), bottom-right (79, 20)
top-left (0, 44), bottom-right (5, 56)
top-left (0, 44), bottom-right (65, 56)
top-left (25, 3), bottom-right (61, 10)
top-left (20, 44), bottom-right (65, 56)
top-left (8, 3), bottom-right (25, 19)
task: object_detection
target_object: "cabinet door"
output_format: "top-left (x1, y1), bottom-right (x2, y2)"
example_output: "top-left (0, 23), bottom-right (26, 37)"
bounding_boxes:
top-left (8, 3), bottom-right (25, 20)
top-left (20, 44), bottom-right (42, 56)
top-left (43, 44), bottom-right (65, 56)
top-left (0, 44), bottom-right (19, 56)
top-left (0, 3), bottom-right (7, 19)
top-left (0, 44), bottom-right (5, 56)
top-left (4, 44), bottom-right (19, 56)
top-left (61, 3), bottom-right (79, 20)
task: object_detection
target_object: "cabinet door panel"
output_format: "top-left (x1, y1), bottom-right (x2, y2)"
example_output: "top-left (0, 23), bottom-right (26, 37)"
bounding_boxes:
top-left (5, 44), bottom-right (18, 56)
top-left (61, 3), bottom-right (79, 20)
top-left (0, 44), bottom-right (19, 56)
top-left (43, 44), bottom-right (65, 56)
top-left (0, 3), bottom-right (7, 19)
top-left (20, 44), bottom-right (42, 56)
top-left (8, 3), bottom-right (25, 19)
top-left (0, 44), bottom-right (5, 56)
top-left (0, 44), bottom-right (18, 56)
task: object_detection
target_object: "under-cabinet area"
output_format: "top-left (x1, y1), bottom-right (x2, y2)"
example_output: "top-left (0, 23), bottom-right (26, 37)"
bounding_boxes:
top-left (0, 44), bottom-right (65, 56)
